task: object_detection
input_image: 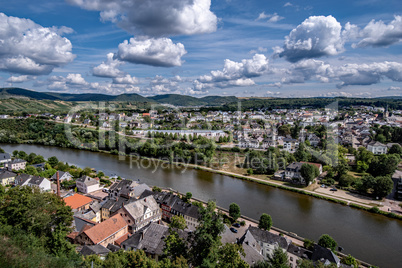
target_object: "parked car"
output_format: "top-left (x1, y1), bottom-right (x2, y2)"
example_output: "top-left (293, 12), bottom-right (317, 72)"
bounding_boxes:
top-left (232, 223), bottom-right (241, 228)
top-left (330, 188), bottom-right (338, 192)
top-left (230, 227), bottom-right (238, 233)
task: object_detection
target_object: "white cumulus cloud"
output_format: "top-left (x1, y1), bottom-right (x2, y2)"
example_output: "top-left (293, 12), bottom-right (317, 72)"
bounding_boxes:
top-left (352, 15), bottom-right (402, 48)
top-left (113, 74), bottom-right (138, 85)
top-left (67, 0), bottom-right (217, 37)
top-left (6, 75), bottom-right (35, 83)
top-left (116, 37), bottom-right (187, 67)
top-left (0, 13), bottom-right (75, 75)
top-left (92, 53), bottom-right (125, 78)
top-left (195, 54), bottom-right (270, 89)
top-left (277, 15), bottom-right (344, 62)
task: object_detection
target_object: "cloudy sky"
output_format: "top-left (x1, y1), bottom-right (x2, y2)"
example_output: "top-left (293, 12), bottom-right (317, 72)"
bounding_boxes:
top-left (0, 0), bottom-right (402, 98)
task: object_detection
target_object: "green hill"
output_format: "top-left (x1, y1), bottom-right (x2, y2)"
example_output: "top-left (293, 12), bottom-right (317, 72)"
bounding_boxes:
top-left (0, 88), bottom-right (155, 102)
top-left (148, 94), bottom-right (238, 106)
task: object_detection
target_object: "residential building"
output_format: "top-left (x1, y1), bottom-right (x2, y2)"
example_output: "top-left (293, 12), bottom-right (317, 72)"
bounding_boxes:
top-left (170, 200), bottom-right (200, 230)
top-left (285, 162), bottom-right (322, 185)
top-left (74, 214), bottom-right (128, 247)
top-left (51, 171), bottom-right (73, 182)
top-left (116, 196), bottom-right (162, 233)
top-left (367, 141), bottom-right (388, 154)
top-left (239, 226), bottom-right (291, 260)
top-left (64, 193), bottom-right (94, 211)
top-left (14, 174), bottom-right (51, 191)
top-left (80, 245), bottom-right (110, 259)
top-left (121, 222), bottom-right (189, 260)
top-left (76, 175), bottom-right (101, 194)
top-left (283, 138), bottom-right (299, 153)
top-left (311, 245), bottom-right (340, 267)
top-left (0, 170), bottom-right (16, 186)
top-left (0, 153), bottom-right (11, 164)
top-left (6, 158), bottom-right (27, 171)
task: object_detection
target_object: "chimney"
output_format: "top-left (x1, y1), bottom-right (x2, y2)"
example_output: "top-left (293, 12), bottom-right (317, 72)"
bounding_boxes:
top-left (56, 171), bottom-right (61, 197)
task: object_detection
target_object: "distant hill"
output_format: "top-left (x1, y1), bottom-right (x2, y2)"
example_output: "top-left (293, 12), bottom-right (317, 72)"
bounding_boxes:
top-left (0, 88), bottom-right (155, 103)
top-left (0, 88), bottom-right (236, 106)
top-left (148, 94), bottom-right (238, 106)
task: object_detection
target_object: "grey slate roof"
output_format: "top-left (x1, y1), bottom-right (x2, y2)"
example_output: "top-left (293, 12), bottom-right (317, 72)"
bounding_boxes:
top-left (139, 189), bottom-right (155, 199)
top-left (9, 158), bottom-right (27, 164)
top-left (0, 153), bottom-right (11, 161)
top-left (77, 175), bottom-right (99, 186)
top-left (15, 174), bottom-right (32, 186)
top-left (287, 243), bottom-right (312, 259)
top-left (28, 176), bottom-right (46, 186)
top-left (311, 244), bottom-right (340, 265)
top-left (80, 244), bottom-right (110, 256)
top-left (241, 242), bottom-right (265, 266)
top-left (171, 200), bottom-right (200, 219)
top-left (246, 226), bottom-right (291, 249)
top-left (0, 170), bottom-right (16, 179)
top-left (123, 196), bottom-right (159, 220)
top-left (121, 222), bottom-right (190, 256)
top-left (106, 243), bottom-right (121, 252)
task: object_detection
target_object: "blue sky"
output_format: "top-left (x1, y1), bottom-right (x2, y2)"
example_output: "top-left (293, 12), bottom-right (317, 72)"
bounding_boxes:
top-left (0, 0), bottom-right (401, 97)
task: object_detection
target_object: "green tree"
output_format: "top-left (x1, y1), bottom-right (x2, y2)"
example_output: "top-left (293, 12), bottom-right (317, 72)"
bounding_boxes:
top-left (318, 234), bottom-right (337, 251)
top-left (389, 144), bottom-right (402, 155)
top-left (369, 154), bottom-right (400, 177)
top-left (188, 200), bottom-right (225, 267)
top-left (32, 155), bottom-right (45, 164)
top-left (183, 192), bottom-right (192, 203)
top-left (258, 213), bottom-right (273, 231)
top-left (152, 186), bottom-right (162, 192)
top-left (303, 238), bottom-right (315, 250)
top-left (294, 143), bottom-right (311, 162)
top-left (229, 203), bottom-right (241, 221)
top-left (267, 246), bottom-right (290, 268)
top-left (376, 134), bottom-right (386, 143)
top-left (300, 163), bottom-right (319, 186)
top-left (341, 254), bottom-right (359, 268)
top-left (170, 215), bottom-right (187, 230)
top-left (338, 174), bottom-right (356, 188)
top-left (48, 156), bottom-right (59, 168)
top-left (217, 243), bottom-right (248, 268)
top-left (296, 259), bottom-right (315, 268)
top-left (374, 176), bottom-right (394, 198)
top-left (25, 165), bottom-right (39, 175)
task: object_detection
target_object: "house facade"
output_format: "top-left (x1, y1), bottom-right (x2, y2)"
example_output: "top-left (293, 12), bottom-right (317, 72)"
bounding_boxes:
top-left (76, 175), bottom-right (101, 194)
top-left (0, 170), bottom-right (16, 186)
top-left (367, 141), bottom-right (388, 154)
top-left (116, 196), bottom-right (161, 233)
top-left (6, 158), bottom-right (27, 171)
top-left (75, 214), bottom-right (128, 247)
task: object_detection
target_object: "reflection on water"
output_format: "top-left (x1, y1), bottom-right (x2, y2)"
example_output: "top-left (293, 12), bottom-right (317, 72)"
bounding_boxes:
top-left (1, 143), bottom-right (402, 267)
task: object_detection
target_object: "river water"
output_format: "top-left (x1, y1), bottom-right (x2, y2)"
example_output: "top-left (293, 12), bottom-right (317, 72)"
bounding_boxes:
top-left (2, 143), bottom-right (401, 267)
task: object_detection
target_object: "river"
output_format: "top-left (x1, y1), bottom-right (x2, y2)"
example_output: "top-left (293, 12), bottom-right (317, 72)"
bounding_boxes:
top-left (2, 143), bottom-right (401, 267)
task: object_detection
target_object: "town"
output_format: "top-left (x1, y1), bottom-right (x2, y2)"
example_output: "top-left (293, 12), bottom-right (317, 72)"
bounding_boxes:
top-left (0, 101), bottom-right (401, 267)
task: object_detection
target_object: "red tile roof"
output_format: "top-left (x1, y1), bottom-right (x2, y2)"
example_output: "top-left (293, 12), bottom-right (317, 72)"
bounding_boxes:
top-left (83, 214), bottom-right (127, 245)
top-left (64, 194), bottom-right (93, 210)
top-left (114, 233), bottom-right (129, 246)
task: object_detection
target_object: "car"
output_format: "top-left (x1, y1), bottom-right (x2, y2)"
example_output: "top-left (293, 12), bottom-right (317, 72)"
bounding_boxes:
top-left (102, 188), bottom-right (109, 193)
top-left (230, 227), bottom-right (238, 233)
top-left (330, 188), bottom-right (338, 191)
top-left (232, 223), bottom-right (241, 228)
top-left (320, 184), bottom-right (325, 188)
